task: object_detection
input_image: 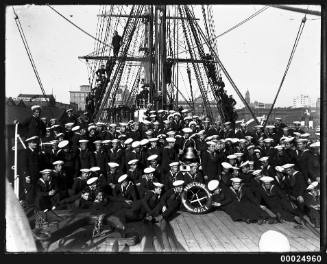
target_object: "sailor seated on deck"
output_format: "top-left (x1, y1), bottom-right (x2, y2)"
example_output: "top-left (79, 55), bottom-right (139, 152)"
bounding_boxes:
top-left (303, 181), bottom-right (320, 228)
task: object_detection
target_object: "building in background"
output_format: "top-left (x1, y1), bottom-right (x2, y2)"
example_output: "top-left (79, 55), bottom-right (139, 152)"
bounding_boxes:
top-left (69, 85), bottom-right (91, 111)
top-left (293, 94), bottom-right (313, 108)
top-left (245, 90), bottom-right (250, 105)
top-left (316, 97), bottom-right (320, 109)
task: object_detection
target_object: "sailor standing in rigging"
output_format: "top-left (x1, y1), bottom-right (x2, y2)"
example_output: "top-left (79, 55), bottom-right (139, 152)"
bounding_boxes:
top-left (112, 30), bottom-right (122, 57)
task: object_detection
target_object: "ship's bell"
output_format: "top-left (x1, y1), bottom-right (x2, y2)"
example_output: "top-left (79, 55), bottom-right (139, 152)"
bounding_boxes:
top-left (184, 147), bottom-right (196, 160)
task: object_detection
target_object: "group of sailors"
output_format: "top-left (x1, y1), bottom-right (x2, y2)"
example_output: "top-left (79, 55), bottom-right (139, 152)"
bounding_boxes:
top-left (15, 103), bottom-right (320, 230)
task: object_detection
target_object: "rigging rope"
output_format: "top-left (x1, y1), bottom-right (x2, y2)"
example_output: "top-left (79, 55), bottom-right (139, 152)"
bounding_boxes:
top-left (263, 15), bottom-right (307, 127)
top-left (12, 7), bottom-right (48, 101)
top-left (47, 5), bottom-right (110, 48)
top-left (178, 6), bottom-right (269, 56)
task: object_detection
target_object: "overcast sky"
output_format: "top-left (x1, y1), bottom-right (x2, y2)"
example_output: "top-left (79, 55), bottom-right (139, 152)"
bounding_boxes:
top-left (5, 5), bottom-right (321, 108)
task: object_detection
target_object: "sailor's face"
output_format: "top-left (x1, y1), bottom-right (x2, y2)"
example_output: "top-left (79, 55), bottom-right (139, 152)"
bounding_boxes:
top-left (55, 164), bottom-right (62, 171)
top-left (264, 182), bottom-right (272, 189)
top-left (154, 187), bottom-right (162, 195)
top-left (232, 182), bottom-right (241, 190)
top-left (80, 143), bottom-right (87, 150)
top-left (95, 144), bottom-right (102, 151)
top-left (82, 193), bottom-right (89, 200)
top-left (33, 109), bottom-right (41, 117)
top-left (171, 166), bottom-right (178, 174)
top-left (174, 186), bottom-right (183, 193)
top-left (29, 141), bottom-right (38, 149)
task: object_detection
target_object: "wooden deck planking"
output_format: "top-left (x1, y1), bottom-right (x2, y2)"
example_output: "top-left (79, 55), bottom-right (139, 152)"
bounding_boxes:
top-left (175, 214), bottom-right (202, 251)
top-left (182, 214), bottom-right (213, 251)
top-left (211, 212), bottom-right (251, 252)
top-left (190, 214), bottom-right (224, 251)
top-left (169, 218), bottom-right (189, 251)
top-left (217, 212), bottom-right (260, 251)
top-left (206, 212), bottom-right (243, 251)
top-left (192, 214), bottom-right (228, 251)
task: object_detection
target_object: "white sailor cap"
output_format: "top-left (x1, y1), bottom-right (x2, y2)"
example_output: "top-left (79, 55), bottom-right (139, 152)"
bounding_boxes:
top-left (52, 160), bottom-right (64, 166)
top-left (293, 132), bottom-right (301, 136)
top-left (227, 154), bottom-right (237, 159)
top-left (221, 162), bottom-right (233, 169)
top-left (144, 167), bottom-right (155, 174)
top-left (245, 119), bottom-right (255, 126)
top-left (149, 138), bottom-right (159, 143)
top-left (56, 133), bottom-right (64, 138)
top-left (232, 166), bottom-right (240, 170)
top-left (252, 169), bottom-right (262, 176)
top-left (169, 161), bottom-right (179, 167)
top-left (259, 230), bottom-right (290, 252)
top-left (111, 139), bottom-right (120, 144)
top-left (174, 112), bottom-right (181, 116)
top-left (31, 105), bottom-right (41, 111)
top-left (208, 180), bottom-right (219, 192)
top-left (143, 120), bottom-right (151, 125)
top-left (166, 137), bottom-right (176, 143)
top-left (88, 125), bottom-right (96, 131)
top-left (275, 117), bottom-right (282, 120)
top-left (128, 159), bottom-right (139, 165)
top-left (181, 109), bottom-right (190, 113)
top-left (51, 124), bottom-right (60, 129)
top-left (275, 166), bottom-right (284, 172)
top-left (274, 145), bottom-right (284, 150)
top-left (87, 177), bottom-right (98, 185)
top-left (124, 138), bottom-right (133, 145)
top-left (265, 125), bottom-right (275, 129)
top-left (300, 133), bottom-right (310, 138)
top-left (131, 141), bottom-right (140, 148)
top-left (248, 161), bottom-right (254, 165)
top-left (309, 141), bottom-right (320, 148)
top-left (239, 139), bottom-right (247, 143)
top-left (240, 122), bottom-right (247, 127)
top-left (282, 127), bottom-right (289, 130)
top-left (145, 130), bottom-right (153, 136)
top-left (158, 134), bottom-right (166, 139)
top-left (260, 176), bottom-right (274, 183)
top-left (93, 140), bottom-right (102, 145)
top-left (197, 130), bottom-right (205, 136)
top-left (89, 166), bottom-right (101, 172)
top-left (184, 116), bottom-right (192, 121)
top-left (65, 122), bottom-right (74, 128)
top-left (158, 110), bottom-right (165, 114)
top-left (263, 138), bottom-right (274, 143)
top-left (245, 135), bottom-right (253, 140)
top-left (192, 115), bottom-right (199, 119)
top-left (163, 120), bottom-right (170, 124)
top-left (46, 127), bottom-right (51, 131)
top-left (40, 169), bottom-right (52, 174)
top-left (102, 140), bottom-right (111, 144)
top-left (140, 139), bottom-right (149, 145)
top-left (79, 139), bottom-right (89, 143)
top-left (72, 126), bottom-right (80, 132)
top-left (230, 178), bottom-right (242, 183)
top-left (150, 114), bottom-right (156, 118)
top-left (235, 120), bottom-right (244, 124)
top-left (293, 121), bottom-right (301, 125)
top-left (147, 154), bottom-right (158, 161)
top-left (231, 138), bottom-right (239, 144)
top-left (153, 182), bottom-right (164, 188)
top-left (153, 121), bottom-right (160, 126)
top-left (282, 163), bottom-right (295, 169)
top-left (307, 181), bottom-right (319, 191)
top-left (95, 122), bottom-right (105, 127)
top-left (118, 174), bottom-right (128, 183)
top-left (297, 138), bottom-right (308, 143)
top-left (80, 168), bottom-right (90, 173)
top-left (119, 122), bottom-right (128, 127)
top-left (239, 161), bottom-right (250, 168)
top-left (173, 180), bottom-right (184, 187)
top-left (182, 127), bottom-right (193, 133)
top-left (247, 145), bottom-right (255, 150)
top-left (108, 162), bottom-right (119, 168)
top-left (26, 136), bottom-right (39, 142)
top-left (259, 156), bottom-right (269, 162)
top-left (224, 121), bottom-right (231, 126)
top-left (206, 141), bottom-right (216, 146)
top-left (283, 137), bottom-right (294, 143)
top-left (109, 123), bottom-right (117, 127)
top-left (58, 140), bottom-right (69, 148)
top-left (234, 153), bottom-right (244, 157)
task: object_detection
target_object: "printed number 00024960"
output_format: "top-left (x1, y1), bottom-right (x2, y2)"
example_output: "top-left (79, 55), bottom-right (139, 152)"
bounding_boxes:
top-left (280, 255), bottom-right (322, 263)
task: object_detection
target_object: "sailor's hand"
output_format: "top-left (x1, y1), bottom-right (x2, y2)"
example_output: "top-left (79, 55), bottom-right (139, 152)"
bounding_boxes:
top-left (260, 205), bottom-right (266, 210)
top-left (13, 120), bottom-right (19, 125)
top-left (25, 176), bottom-right (31, 184)
top-left (145, 215), bottom-right (152, 221)
top-left (49, 190), bottom-right (56, 196)
top-left (213, 202), bottom-right (221, 207)
top-left (204, 175), bottom-right (208, 180)
top-left (162, 205), bottom-right (167, 212)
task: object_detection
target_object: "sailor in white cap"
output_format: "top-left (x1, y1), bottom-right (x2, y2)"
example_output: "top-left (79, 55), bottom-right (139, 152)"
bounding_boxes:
top-left (136, 167), bottom-right (157, 199)
top-left (147, 137), bottom-right (160, 158)
top-left (282, 163), bottom-right (307, 210)
top-left (303, 181), bottom-right (320, 227)
top-left (227, 154), bottom-right (237, 166)
top-left (207, 179), bottom-right (225, 208)
top-left (143, 181), bottom-right (165, 222)
top-left (34, 168), bottom-right (59, 213)
top-left (105, 162), bottom-right (122, 189)
top-left (126, 159), bottom-right (142, 184)
top-left (259, 230), bottom-right (290, 252)
top-left (108, 138), bottom-right (123, 167)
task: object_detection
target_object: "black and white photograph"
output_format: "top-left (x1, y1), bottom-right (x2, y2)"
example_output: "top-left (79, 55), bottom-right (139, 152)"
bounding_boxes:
top-left (4, 4), bottom-right (325, 254)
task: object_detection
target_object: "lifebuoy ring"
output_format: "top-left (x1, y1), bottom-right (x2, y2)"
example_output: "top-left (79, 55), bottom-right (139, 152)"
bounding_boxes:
top-left (181, 182), bottom-right (212, 214)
